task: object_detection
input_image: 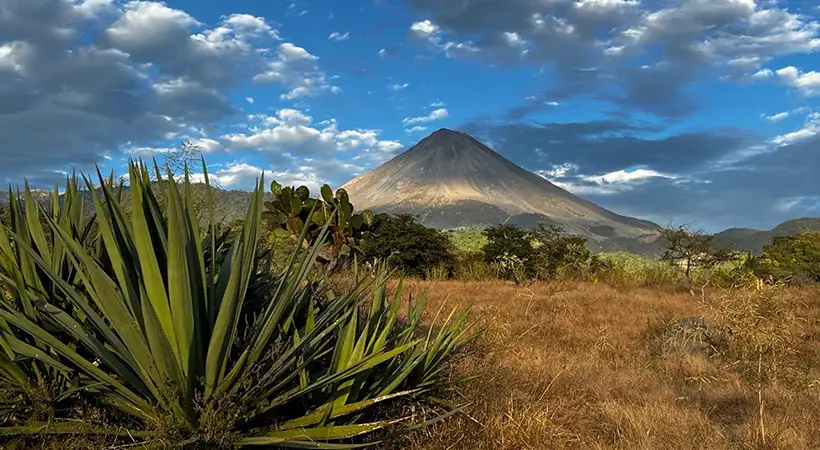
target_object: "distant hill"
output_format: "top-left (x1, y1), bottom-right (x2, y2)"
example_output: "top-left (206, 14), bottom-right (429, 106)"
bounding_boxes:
top-left (713, 218), bottom-right (820, 255)
top-left (341, 128), bottom-right (662, 254)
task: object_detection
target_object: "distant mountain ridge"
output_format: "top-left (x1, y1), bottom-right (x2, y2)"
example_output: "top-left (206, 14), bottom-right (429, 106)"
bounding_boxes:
top-left (341, 128), bottom-right (662, 253)
top-left (712, 218), bottom-right (820, 255)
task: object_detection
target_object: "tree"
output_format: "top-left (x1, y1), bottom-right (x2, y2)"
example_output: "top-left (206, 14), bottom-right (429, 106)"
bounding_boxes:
top-left (482, 224), bottom-right (534, 267)
top-left (163, 139), bottom-right (221, 188)
top-left (530, 223), bottom-right (591, 279)
top-left (362, 214), bottom-right (456, 278)
top-left (748, 232), bottom-right (820, 284)
top-left (660, 224), bottom-right (730, 281)
top-left (482, 223), bottom-right (593, 282)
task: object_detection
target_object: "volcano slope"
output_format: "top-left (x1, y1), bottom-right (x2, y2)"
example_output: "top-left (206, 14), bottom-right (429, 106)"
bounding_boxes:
top-left (341, 128), bottom-right (661, 254)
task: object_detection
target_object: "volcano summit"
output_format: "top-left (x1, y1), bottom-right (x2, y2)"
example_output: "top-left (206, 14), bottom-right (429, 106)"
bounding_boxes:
top-left (341, 128), bottom-right (661, 253)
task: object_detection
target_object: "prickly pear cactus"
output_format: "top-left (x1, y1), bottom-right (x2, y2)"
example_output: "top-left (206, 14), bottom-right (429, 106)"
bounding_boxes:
top-left (263, 180), bottom-right (387, 271)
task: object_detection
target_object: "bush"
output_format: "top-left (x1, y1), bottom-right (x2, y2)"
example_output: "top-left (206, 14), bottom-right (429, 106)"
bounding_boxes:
top-left (749, 232), bottom-right (820, 284)
top-left (482, 223), bottom-right (592, 282)
top-left (482, 224), bottom-right (537, 279)
top-left (446, 229), bottom-right (487, 253)
top-left (453, 251), bottom-right (494, 281)
top-left (0, 161), bottom-right (475, 447)
top-left (530, 224), bottom-right (591, 279)
top-left (362, 214), bottom-right (456, 279)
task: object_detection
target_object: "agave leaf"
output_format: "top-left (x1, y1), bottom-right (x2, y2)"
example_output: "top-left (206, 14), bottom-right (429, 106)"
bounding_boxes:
top-left (237, 419), bottom-right (402, 445)
top-left (23, 182), bottom-right (51, 265)
top-left (277, 390), bottom-right (417, 431)
top-left (204, 176), bottom-right (264, 397)
top-left (166, 167), bottom-right (205, 400)
top-left (3, 331), bottom-right (73, 374)
top-left (0, 306), bottom-right (152, 419)
top-left (124, 167), bottom-right (179, 364)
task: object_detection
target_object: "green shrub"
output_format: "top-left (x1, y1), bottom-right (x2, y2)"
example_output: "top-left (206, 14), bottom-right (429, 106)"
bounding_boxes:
top-left (362, 214), bottom-right (456, 279)
top-left (453, 251), bottom-right (494, 281)
top-left (590, 252), bottom-right (683, 287)
top-left (482, 223), bottom-right (592, 282)
top-left (530, 224), bottom-right (591, 280)
top-left (0, 161), bottom-right (475, 447)
top-left (748, 232), bottom-right (820, 284)
top-left (482, 224), bottom-right (536, 279)
top-left (446, 229), bottom-right (487, 253)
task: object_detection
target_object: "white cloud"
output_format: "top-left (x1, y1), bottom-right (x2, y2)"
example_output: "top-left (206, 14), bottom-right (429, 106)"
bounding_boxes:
top-left (751, 68), bottom-right (774, 80)
top-left (584, 168), bottom-right (674, 185)
top-left (221, 108), bottom-right (402, 164)
top-left (408, 0), bottom-right (820, 116)
top-left (763, 111), bottom-right (789, 122)
top-left (0, 0), bottom-right (349, 183)
top-left (188, 161), bottom-right (340, 195)
top-left (406, 126), bottom-right (428, 134)
top-left (189, 162), bottom-right (268, 188)
top-left (276, 108), bottom-right (313, 124)
top-left (188, 137), bottom-right (222, 153)
top-left (401, 108), bottom-right (449, 125)
top-left (124, 146), bottom-right (175, 157)
top-left (254, 43), bottom-right (339, 100)
top-left (775, 66), bottom-right (820, 96)
top-left (539, 166), bottom-right (677, 195)
top-left (410, 20), bottom-right (440, 41)
top-left (539, 163), bottom-right (579, 179)
top-left (378, 48), bottom-right (387, 57)
top-left (429, 100), bottom-right (446, 107)
top-left (389, 82), bottom-right (409, 91)
top-left (770, 112), bottom-right (820, 145)
top-left (773, 196), bottom-right (820, 213)
top-left (217, 13), bottom-right (279, 40)
top-left (328, 31), bottom-right (349, 41)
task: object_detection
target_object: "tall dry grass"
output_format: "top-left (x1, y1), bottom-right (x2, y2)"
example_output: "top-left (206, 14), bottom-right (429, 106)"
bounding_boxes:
top-left (386, 279), bottom-right (820, 450)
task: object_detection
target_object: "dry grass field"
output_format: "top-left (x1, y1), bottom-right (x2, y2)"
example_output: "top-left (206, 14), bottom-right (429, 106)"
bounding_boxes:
top-left (388, 280), bottom-right (820, 450)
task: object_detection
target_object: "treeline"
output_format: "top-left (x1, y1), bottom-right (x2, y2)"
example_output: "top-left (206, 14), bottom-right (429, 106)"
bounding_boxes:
top-left (259, 182), bottom-right (820, 288)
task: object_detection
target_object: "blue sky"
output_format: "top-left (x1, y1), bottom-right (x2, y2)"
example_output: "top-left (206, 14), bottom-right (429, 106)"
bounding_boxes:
top-left (1, 0), bottom-right (819, 231)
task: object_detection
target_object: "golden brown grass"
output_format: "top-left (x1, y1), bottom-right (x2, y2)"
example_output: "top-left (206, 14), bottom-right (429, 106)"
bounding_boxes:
top-left (391, 279), bottom-right (820, 450)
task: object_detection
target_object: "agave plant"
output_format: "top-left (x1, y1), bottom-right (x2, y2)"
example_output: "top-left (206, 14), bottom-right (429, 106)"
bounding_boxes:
top-left (0, 175), bottom-right (108, 423)
top-left (0, 159), bottom-right (475, 447)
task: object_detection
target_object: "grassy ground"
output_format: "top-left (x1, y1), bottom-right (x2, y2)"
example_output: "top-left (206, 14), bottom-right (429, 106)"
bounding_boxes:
top-left (391, 279), bottom-right (820, 450)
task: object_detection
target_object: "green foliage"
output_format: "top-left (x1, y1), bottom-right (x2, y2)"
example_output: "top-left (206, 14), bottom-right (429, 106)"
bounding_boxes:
top-left (589, 251), bottom-right (756, 288)
top-left (0, 174), bottom-right (109, 425)
top-left (482, 223), bottom-right (592, 282)
top-left (452, 251), bottom-right (494, 281)
top-left (482, 224), bottom-right (536, 279)
top-left (530, 224), bottom-right (591, 279)
top-left (362, 214), bottom-right (456, 279)
top-left (446, 229), bottom-right (487, 253)
top-left (749, 232), bottom-right (820, 284)
top-left (0, 161), bottom-right (475, 447)
top-left (264, 181), bottom-right (387, 272)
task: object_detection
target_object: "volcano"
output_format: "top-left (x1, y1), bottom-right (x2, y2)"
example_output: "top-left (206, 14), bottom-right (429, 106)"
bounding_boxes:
top-left (341, 128), bottom-right (661, 253)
